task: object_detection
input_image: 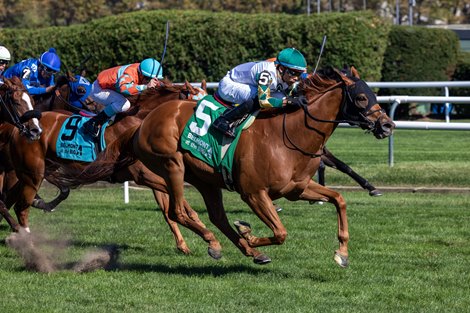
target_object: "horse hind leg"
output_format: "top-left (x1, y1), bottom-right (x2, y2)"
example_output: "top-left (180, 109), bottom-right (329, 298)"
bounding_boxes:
top-left (154, 153), bottom-right (223, 260)
top-left (32, 184), bottom-right (70, 212)
top-left (153, 190), bottom-right (191, 255)
top-left (192, 182), bottom-right (271, 265)
top-left (299, 180), bottom-right (350, 268)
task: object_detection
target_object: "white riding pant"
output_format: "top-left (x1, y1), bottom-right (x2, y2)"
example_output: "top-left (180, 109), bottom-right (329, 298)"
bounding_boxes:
top-left (217, 73), bottom-right (257, 105)
top-left (90, 80), bottom-right (131, 117)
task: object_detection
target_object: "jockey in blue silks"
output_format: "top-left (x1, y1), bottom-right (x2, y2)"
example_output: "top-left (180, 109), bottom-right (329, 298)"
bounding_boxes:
top-left (211, 47), bottom-right (309, 138)
top-left (4, 48), bottom-right (61, 96)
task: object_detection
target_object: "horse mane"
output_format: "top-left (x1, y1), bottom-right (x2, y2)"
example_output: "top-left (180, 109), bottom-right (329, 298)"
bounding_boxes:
top-left (122, 78), bottom-right (189, 117)
top-left (1, 76), bottom-right (24, 91)
top-left (56, 75), bottom-right (70, 88)
top-left (126, 78), bottom-right (184, 103)
top-left (300, 66), bottom-right (343, 94)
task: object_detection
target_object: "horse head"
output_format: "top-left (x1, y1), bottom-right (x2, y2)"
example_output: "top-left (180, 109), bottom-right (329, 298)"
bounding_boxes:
top-left (34, 73), bottom-right (99, 114)
top-left (0, 76), bottom-right (42, 140)
top-left (180, 80), bottom-right (208, 101)
top-left (338, 66), bottom-right (395, 139)
top-left (301, 66), bottom-right (394, 139)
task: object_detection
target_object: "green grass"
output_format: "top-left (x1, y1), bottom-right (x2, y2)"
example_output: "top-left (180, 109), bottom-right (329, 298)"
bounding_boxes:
top-left (0, 129), bottom-right (469, 312)
top-left (321, 128), bottom-right (470, 187)
top-left (0, 187), bottom-right (469, 313)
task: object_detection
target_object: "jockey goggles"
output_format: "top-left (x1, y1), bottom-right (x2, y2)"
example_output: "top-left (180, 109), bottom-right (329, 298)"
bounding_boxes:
top-left (41, 64), bottom-right (57, 75)
top-left (284, 68), bottom-right (303, 77)
top-left (0, 60), bottom-right (9, 65)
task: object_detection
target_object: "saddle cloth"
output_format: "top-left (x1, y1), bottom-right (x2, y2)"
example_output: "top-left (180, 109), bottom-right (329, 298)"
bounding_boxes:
top-left (180, 95), bottom-right (254, 178)
top-left (56, 115), bottom-right (107, 162)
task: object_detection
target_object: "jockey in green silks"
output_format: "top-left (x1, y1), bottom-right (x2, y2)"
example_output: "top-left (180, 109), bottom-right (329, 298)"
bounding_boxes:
top-left (211, 47), bottom-right (309, 138)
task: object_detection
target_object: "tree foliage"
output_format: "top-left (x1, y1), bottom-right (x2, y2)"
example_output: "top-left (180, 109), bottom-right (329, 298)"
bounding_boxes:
top-left (0, 0), bottom-right (469, 28)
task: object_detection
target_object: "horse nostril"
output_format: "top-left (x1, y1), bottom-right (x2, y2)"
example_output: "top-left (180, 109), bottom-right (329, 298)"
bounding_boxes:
top-left (382, 122), bottom-right (394, 131)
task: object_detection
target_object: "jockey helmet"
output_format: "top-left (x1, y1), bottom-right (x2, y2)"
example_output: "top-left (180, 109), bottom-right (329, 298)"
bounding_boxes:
top-left (69, 75), bottom-right (92, 109)
top-left (0, 46), bottom-right (11, 61)
top-left (139, 58), bottom-right (163, 79)
top-left (39, 48), bottom-right (61, 72)
top-left (275, 48), bottom-right (307, 72)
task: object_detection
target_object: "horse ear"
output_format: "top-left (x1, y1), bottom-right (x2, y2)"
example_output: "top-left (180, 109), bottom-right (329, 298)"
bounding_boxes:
top-left (185, 80), bottom-right (195, 93)
top-left (201, 79), bottom-right (207, 92)
top-left (350, 66), bottom-right (360, 79)
top-left (67, 71), bottom-right (76, 81)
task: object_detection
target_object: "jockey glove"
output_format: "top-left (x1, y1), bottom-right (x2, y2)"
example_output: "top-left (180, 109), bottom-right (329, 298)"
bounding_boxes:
top-left (286, 95), bottom-right (308, 107)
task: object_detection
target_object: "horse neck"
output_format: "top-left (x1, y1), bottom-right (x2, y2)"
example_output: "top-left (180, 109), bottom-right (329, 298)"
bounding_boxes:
top-left (134, 90), bottom-right (184, 119)
top-left (280, 86), bottom-right (344, 150)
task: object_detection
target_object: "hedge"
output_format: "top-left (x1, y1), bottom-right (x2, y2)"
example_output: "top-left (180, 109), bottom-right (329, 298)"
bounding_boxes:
top-left (0, 10), bottom-right (390, 82)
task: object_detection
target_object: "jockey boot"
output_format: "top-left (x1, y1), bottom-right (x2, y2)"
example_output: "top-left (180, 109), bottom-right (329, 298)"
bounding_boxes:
top-left (211, 99), bottom-right (254, 138)
top-left (82, 111), bottom-right (110, 138)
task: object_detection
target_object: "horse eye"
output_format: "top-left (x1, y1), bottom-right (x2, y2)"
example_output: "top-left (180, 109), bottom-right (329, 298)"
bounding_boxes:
top-left (356, 95), bottom-right (368, 107)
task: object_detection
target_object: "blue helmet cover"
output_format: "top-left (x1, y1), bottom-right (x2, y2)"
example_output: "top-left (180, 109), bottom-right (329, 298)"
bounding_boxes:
top-left (69, 75), bottom-right (91, 108)
top-left (39, 48), bottom-right (61, 72)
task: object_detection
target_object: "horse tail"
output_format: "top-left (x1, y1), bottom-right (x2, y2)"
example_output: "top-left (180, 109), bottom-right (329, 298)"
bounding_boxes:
top-left (51, 126), bottom-right (139, 187)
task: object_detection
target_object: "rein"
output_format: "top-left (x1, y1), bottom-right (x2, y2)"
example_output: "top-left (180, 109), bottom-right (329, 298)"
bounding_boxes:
top-left (282, 78), bottom-right (383, 157)
top-left (0, 88), bottom-right (30, 134)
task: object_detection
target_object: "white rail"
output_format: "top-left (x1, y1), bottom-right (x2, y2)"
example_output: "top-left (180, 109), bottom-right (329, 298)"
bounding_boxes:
top-left (123, 80), bottom-right (470, 203)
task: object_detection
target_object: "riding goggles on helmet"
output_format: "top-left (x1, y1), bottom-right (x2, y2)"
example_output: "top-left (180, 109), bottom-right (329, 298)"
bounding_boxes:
top-left (285, 68), bottom-right (303, 77)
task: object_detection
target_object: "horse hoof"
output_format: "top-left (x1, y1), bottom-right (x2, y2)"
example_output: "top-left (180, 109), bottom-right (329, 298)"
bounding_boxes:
top-left (177, 246), bottom-right (191, 255)
top-left (334, 251), bottom-right (349, 268)
top-left (234, 220), bottom-right (252, 236)
top-left (369, 189), bottom-right (383, 197)
top-left (253, 254), bottom-right (271, 265)
top-left (273, 203), bottom-right (283, 212)
top-left (208, 247), bottom-right (222, 260)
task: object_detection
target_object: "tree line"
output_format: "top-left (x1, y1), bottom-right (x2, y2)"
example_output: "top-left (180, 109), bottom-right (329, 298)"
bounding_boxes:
top-left (0, 0), bottom-right (469, 29)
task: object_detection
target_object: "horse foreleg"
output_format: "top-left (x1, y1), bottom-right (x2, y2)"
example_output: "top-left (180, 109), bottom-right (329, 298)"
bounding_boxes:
top-left (299, 180), bottom-right (349, 268)
top-left (152, 190), bottom-right (191, 255)
top-left (322, 147), bottom-right (381, 196)
top-left (234, 190), bottom-right (288, 251)
top-left (0, 200), bottom-right (20, 232)
top-left (13, 183), bottom-right (38, 233)
top-left (192, 182), bottom-right (271, 264)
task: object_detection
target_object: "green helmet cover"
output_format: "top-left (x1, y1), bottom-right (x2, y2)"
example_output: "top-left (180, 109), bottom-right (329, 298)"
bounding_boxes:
top-left (275, 48), bottom-right (307, 71)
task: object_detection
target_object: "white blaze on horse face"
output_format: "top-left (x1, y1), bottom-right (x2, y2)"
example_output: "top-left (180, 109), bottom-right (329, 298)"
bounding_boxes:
top-left (22, 92), bottom-right (42, 132)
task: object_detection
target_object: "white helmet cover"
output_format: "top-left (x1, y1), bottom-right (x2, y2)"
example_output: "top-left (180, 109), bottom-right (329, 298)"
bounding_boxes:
top-left (0, 46), bottom-right (11, 61)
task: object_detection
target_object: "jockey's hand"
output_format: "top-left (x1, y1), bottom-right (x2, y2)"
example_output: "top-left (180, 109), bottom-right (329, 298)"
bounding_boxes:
top-left (286, 95), bottom-right (308, 107)
top-left (45, 85), bottom-right (55, 93)
top-left (146, 78), bottom-right (160, 89)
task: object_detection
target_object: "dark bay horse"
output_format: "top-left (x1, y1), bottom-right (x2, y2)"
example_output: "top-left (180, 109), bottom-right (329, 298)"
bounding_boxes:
top-left (126, 66), bottom-right (394, 267)
top-left (318, 146), bottom-right (382, 196)
top-left (0, 81), bottom-right (215, 255)
top-left (0, 77), bottom-right (42, 231)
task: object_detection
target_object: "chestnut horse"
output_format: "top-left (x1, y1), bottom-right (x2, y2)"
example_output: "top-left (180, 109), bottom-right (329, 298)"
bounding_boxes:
top-left (0, 77), bottom-right (42, 230)
top-left (0, 81), bottom-right (214, 255)
top-left (126, 66), bottom-right (395, 267)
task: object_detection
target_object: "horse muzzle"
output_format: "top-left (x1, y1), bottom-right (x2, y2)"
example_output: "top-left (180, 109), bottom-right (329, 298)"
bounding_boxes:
top-left (373, 119), bottom-right (395, 139)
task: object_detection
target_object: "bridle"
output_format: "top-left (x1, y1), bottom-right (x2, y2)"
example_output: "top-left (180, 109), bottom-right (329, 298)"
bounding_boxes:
top-left (0, 86), bottom-right (40, 137)
top-left (282, 75), bottom-right (386, 157)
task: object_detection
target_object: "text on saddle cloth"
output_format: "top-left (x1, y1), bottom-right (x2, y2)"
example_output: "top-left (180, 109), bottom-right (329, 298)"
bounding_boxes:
top-left (181, 95), bottom-right (255, 175)
top-left (56, 115), bottom-right (108, 162)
